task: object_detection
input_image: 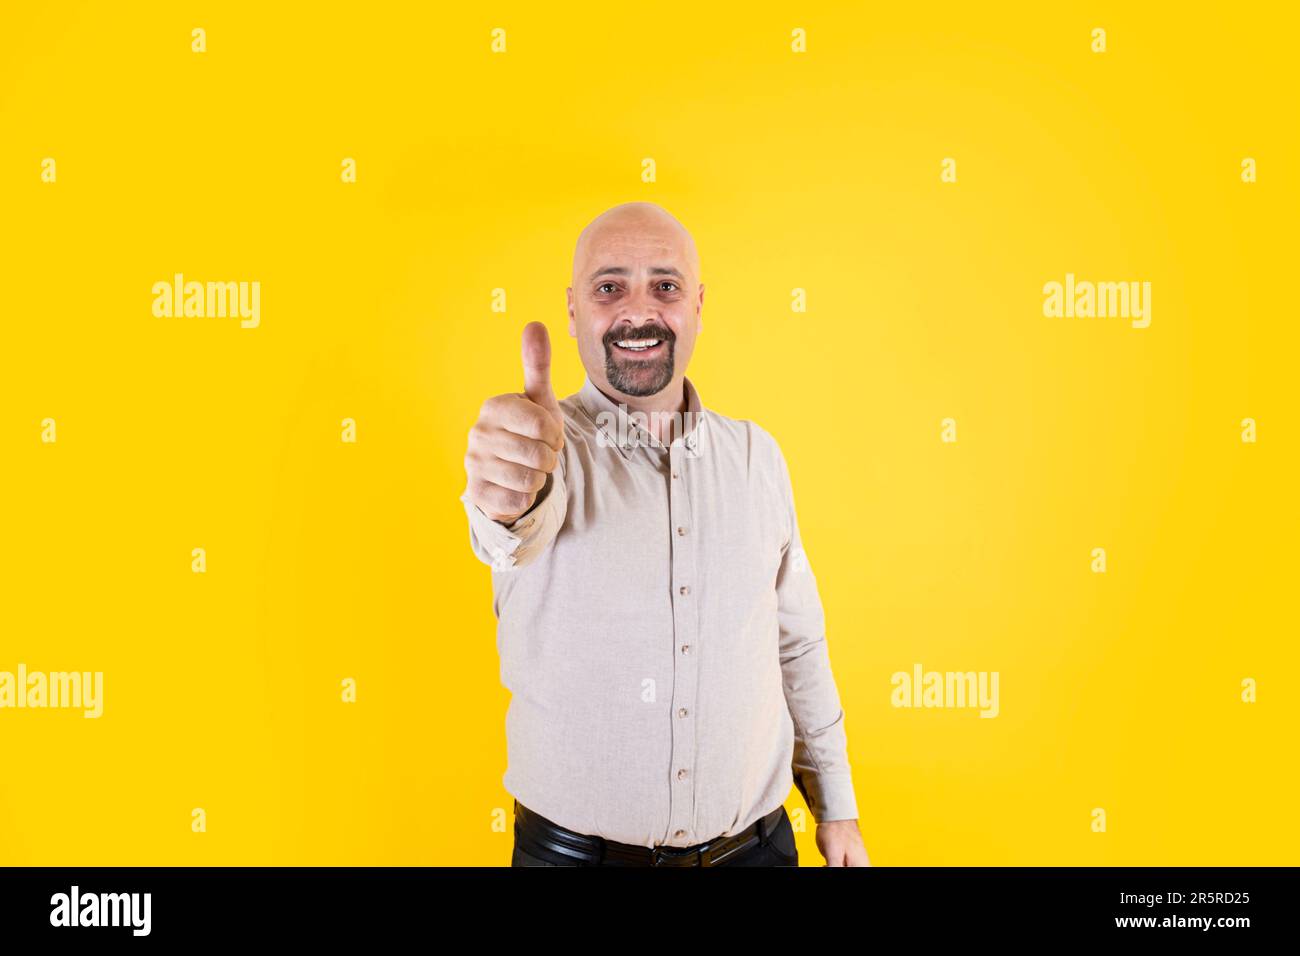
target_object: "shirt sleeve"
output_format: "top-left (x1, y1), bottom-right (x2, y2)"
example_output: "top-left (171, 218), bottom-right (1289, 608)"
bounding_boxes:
top-left (460, 449), bottom-right (567, 572)
top-left (770, 436), bottom-right (860, 824)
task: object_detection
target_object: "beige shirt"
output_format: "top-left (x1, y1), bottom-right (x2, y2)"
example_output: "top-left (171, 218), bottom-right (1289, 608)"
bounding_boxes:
top-left (460, 373), bottom-right (859, 849)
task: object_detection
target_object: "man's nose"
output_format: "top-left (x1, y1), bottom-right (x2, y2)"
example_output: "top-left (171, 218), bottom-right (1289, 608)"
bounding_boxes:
top-left (618, 290), bottom-right (661, 323)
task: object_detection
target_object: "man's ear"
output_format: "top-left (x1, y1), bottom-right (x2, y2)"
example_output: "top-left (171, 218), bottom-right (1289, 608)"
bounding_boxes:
top-left (567, 288), bottom-right (576, 337)
top-left (697, 283), bottom-right (705, 328)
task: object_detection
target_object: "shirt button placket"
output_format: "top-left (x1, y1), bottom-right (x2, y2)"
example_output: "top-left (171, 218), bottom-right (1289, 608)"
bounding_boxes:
top-left (667, 441), bottom-right (698, 846)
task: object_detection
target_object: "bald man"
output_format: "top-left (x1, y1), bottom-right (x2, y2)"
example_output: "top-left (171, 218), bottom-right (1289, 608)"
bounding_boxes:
top-left (461, 202), bottom-right (870, 866)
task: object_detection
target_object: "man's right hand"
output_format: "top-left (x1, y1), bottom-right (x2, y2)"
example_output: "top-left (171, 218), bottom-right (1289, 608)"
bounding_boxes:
top-left (464, 321), bottom-right (566, 525)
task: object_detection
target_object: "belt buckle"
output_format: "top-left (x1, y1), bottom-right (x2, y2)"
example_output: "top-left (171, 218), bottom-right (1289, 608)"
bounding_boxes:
top-left (651, 844), bottom-right (701, 867)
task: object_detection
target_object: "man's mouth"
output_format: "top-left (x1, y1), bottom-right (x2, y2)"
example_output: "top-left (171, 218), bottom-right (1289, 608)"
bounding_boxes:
top-left (612, 337), bottom-right (666, 355)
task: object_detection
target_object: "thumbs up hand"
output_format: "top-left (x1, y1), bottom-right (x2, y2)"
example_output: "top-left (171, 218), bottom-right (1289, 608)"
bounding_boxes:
top-left (465, 322), bottom-right (566, 525)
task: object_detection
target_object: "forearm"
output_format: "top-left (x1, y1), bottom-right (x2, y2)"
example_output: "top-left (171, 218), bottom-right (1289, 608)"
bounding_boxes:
top-left (784, 637), bottom-right (859, 822)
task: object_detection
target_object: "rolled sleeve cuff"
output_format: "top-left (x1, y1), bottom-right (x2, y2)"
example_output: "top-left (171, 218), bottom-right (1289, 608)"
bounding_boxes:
top-left (461, 493), bottom-right (525, 570)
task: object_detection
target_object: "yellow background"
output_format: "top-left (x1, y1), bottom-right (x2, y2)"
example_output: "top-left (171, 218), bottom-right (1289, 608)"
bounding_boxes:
top-left (1, 1), bottom-right (1295, 865)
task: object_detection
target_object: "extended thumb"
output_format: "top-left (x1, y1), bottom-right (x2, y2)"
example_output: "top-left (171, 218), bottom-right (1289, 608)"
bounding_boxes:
top-left (521, 321), bottom-right (561, 418)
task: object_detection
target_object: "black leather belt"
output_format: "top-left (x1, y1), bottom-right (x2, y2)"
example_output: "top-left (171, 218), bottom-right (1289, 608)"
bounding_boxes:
top-left (513, 800), bottom-right (786, 867)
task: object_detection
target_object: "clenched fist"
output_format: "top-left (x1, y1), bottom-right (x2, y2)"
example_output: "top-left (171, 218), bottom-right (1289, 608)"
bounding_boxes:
top-left (464, 321), bottom-right (566, 525)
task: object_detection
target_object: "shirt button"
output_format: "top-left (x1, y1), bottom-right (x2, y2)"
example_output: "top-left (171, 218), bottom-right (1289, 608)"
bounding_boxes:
top-left (677, 707), bottom-right (688, 717)
top-left (681, 644), bottom-right (691, 654)
top-left (671, 471), bottom-right (679, 479)
top-left (677, 769), bottom-right (689, 780)
top-left (678, 585), bottom-right (690, 595)
top-left (674, 829), bottom-right (686, 839)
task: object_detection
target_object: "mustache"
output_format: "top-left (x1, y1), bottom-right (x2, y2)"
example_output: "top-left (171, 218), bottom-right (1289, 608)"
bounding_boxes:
top-left (602, 324), bottom-right (676, 348)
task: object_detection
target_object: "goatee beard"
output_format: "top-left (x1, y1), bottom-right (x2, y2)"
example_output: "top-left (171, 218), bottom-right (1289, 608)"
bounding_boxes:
top-left (603, 328), bottom-right (676, 397)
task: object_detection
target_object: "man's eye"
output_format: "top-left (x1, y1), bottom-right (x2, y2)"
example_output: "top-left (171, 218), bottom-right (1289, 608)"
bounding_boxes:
top-left (597, 283), bottom-right (617, 294)
top-left (659, 282), bottom-right (678, 292)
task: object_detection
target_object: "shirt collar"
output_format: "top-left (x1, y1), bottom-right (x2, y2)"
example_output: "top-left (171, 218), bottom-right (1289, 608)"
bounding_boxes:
top-left (577, 374), bottom-right (707, 456)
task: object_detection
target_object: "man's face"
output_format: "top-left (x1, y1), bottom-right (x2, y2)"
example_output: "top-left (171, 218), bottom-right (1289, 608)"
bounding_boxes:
top-left (568, 224), bottom-right (703, 400)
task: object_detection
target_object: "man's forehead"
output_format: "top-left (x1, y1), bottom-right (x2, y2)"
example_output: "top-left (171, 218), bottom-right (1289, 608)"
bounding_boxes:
top-left (583, 231), bottom-right (679, 259)
top-left (577, 233), bottom-right (693, 280)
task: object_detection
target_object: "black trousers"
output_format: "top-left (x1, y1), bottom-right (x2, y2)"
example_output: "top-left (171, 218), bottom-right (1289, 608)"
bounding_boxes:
top-left (511, 802), bottom-right (800, 867)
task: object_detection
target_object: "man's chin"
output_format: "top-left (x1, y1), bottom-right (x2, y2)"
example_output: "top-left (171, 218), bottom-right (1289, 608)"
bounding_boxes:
top-left (606, 358), bottom-right (674, 398)
top-left (609, 367), bottom-right (673, 397)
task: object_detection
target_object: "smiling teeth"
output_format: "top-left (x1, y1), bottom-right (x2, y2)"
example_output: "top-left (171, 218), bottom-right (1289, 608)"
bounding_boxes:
top-left (616, 339), bottom-right (660, 350)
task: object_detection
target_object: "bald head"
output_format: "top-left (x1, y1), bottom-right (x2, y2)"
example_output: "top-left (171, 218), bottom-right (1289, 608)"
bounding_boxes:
top-left (572, 202), bottom-right (700, 288)
top-left (566, 202), bottom-right (705, 408)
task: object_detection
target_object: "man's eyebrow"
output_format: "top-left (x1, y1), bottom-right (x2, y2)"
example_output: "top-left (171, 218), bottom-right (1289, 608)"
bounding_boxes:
top-left (588, 266), bottom-right (685, 281)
